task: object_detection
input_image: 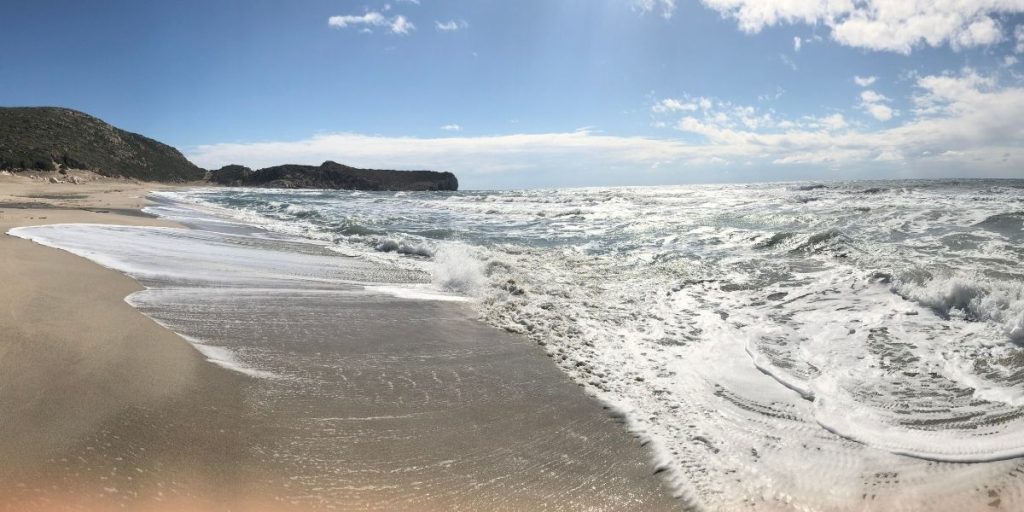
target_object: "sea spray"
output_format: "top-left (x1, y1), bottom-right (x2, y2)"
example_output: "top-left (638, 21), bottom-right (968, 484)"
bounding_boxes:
top-left (431, 243), bottom-right (486, 297)
top-left (895, 272), bottom-right (1024, 341)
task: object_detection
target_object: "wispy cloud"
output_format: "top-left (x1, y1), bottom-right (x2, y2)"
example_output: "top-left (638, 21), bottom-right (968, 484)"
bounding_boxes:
top-left (854, 75), bottom-right (877, 87)
top-left (780, 53), bottom-right (797, 70)
top-left (435, 19), bottom-right (468, 32)
top-left (189, 70), bottom-right (1023, 186)
top-left (793, 36), bottom-right (802, 52)
top-left (652, 98), bottom-right (699, 113)
top-left (441, 124), bottom-right (463, 132)
top-left (698, 0), bottom-right (1022, 54)
top-left (328, 12), bottom-right (414, 35)
top-left (633, 0), bottom-right (676, 20)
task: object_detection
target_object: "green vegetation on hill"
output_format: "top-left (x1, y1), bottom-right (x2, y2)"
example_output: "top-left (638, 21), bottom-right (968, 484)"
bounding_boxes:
top-left (0, 107), bottom-right (204, 182)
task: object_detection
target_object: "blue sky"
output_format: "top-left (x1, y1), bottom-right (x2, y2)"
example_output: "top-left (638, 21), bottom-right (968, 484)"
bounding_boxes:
top-left (2, 1), bottom-right (1024, 189)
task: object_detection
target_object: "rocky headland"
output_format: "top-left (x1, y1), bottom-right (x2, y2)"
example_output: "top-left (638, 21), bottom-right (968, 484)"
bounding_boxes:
top-left (0, 107), bottom-right (459, 191)
top-left (208, 161), bottom-right (458, 191)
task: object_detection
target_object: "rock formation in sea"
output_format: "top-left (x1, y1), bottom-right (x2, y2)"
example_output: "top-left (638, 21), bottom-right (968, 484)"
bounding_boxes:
top-left (208, 161), bottom-right (459, 191)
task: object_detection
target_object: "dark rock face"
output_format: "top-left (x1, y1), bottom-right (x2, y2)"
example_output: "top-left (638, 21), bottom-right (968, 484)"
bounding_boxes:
top-left (210, 161), bottom-right (459, 191)
top-left (0, 107), bottom-right (204, 182)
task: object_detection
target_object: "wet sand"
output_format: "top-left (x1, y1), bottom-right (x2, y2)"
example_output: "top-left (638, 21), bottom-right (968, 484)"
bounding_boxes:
top-left (0, 175), bottom-right (279, 510)
top-left (0, 173), bottom-right (681, 510)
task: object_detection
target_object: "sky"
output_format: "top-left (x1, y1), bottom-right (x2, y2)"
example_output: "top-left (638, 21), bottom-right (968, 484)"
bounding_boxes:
top-left (2, 1), bottom-right (1024, 189)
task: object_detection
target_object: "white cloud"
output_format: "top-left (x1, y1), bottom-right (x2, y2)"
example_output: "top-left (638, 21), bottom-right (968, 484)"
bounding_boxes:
top-left (652, 95), bottom-right (717, 114)
top-left (793, 36), bottom-right (802, 52)
top-left (664, 70), bottom-right (1022, 165)
top-left (441, 124), bottom-right (463, 132)
top-left (859, 89), bottom-right (896, 121)
top-left (951, 16), bottom-right (1003, 50)
top-left (189, 70), bottom-right (1024, 186)
top-left (860, 90), bottom-right (888, 104)
top-left (328, 12), bottom-right (414, 35)
top-left (816, 113), bottom-right (848, 131)
top-left (854, 75), bottom-right (877, 87)
top-left (912, 69), bottom-right (996, 116)
top-left (652, 98), bottom-right (699, 112)
top-left (633, 0), bottom-right (677, 19)
top-left (1016, 24), bottom-right (1024, 53)
top-left (390, 15), bottom-right (415, 35)
top-left (863, 103), bottom-right (895, 121)
top-left (1005, 55), bottom-right (1019, 67)
top-left (435, 19), bottom-right (468, 32)
top-left (666, 97), bottom-right (852, 137)
top-left (328, 12), bottom-right (386, 29)
top-left (698, 1), bottom-right (1024, 54)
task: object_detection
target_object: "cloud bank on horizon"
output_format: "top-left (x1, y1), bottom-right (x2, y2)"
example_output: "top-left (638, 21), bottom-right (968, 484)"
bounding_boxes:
top-left (190, 0), bottom-right (1024, 188)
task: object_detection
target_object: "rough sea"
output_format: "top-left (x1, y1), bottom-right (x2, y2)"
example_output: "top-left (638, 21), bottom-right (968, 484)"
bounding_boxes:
top-left (13, 179), bottom-right (1024, 510)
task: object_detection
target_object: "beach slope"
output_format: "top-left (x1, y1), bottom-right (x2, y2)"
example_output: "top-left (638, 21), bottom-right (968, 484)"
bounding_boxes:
top-left (0, 174), bottom-right (680, 510)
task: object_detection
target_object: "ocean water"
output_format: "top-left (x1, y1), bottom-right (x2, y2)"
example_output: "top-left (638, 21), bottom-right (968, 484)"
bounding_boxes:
top-left (12, 179), bottom-right (1024, 510)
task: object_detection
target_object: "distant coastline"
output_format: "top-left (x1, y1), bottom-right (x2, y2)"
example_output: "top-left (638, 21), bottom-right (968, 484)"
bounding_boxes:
top-left (207, 161), bottom-right (458, 191)
top-left (0, 106), bottom-right (458, 191)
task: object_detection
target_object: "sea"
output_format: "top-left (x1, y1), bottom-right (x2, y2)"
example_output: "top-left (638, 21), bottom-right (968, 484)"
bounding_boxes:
top-left (11, 179), bottom-right (1024, 510)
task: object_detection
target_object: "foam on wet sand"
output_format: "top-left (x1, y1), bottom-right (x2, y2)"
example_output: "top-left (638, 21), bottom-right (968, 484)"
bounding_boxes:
top-left (0, 175), bottom-right (678, 510)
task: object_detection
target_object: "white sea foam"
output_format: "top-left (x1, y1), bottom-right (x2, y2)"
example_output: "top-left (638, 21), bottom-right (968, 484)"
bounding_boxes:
top-left (17, 180), bottom-right (1024, 511)
top-left (431, 244), bottom-right (486, 297)
top-left (177, 332), bottom-right (280, 379)
top-left (375, 238), bottom-right (434, 257)
top-left (8, 222), bottom-right (426, 380)
top-left (363, 285), bottom-right (473, 302)
top-left (896, 273), bottom-right (1024, 341)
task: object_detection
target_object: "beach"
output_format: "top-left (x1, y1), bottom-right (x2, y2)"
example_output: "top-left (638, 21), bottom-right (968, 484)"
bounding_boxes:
top-left (5, 0), bottom-right (1023, 508)
top-left (0, 173), bottom-right (680, 510)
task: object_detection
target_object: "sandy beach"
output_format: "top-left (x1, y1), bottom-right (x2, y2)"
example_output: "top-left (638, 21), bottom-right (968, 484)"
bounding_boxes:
top-left (0, 174), bottom-right (275, 510)
top-left (0, 173), bottom-right (680, 510)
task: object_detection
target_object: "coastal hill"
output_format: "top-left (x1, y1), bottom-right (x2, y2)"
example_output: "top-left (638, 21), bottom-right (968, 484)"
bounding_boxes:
top-left (209, 162), bottom-right (459, 191)
top-left (0, 107), bottom-right (204, 182)
top-left (0, 107), bottom-right (458, 191)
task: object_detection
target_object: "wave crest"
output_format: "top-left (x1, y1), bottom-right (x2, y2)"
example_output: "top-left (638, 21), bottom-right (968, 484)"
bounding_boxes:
top-left (375, 239), bottom-right (434, 257)
top-left (896, 273), bottom-right (1024, 341)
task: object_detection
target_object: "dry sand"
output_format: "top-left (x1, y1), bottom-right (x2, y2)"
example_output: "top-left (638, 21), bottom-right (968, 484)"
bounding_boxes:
top-left (0, 173), bottom-right (682, 511)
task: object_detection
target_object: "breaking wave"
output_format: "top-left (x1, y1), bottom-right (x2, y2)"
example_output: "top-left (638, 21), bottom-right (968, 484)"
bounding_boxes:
top-left (896, 273), bottom-right (1024, 341)
top-left (432, 244), bottom-right (486, 296)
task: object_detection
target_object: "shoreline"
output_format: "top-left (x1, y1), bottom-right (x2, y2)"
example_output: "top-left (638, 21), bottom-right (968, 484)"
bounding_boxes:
top-left (0, 176), bottom-right (289, 510)
top-left (0, 174), bottom-right (681, 510)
